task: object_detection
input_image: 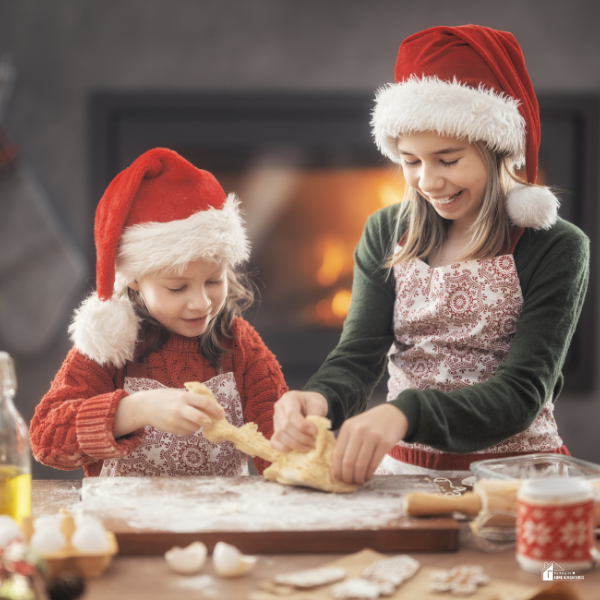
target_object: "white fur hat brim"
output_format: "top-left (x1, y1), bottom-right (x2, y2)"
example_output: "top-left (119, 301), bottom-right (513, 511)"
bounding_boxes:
top-left (116, 193), bottom-right (249, 284)
top-left (372, 76), bottom-right (526, 166)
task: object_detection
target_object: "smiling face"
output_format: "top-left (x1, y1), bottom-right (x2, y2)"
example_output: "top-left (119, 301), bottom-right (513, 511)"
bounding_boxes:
top-left (128, 259), bottom-right (228, 338)
top-left (397, 131), bottom-right (488, 231)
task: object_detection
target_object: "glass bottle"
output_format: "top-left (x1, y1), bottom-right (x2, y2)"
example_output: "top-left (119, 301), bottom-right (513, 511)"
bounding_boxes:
top-left (0, 352), bottom-right (31, 522)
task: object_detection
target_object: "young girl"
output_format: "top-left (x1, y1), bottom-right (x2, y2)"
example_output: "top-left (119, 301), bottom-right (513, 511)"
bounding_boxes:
top-left (271, 25), bottom-right (589, 485)
top-left (31, 148), bottom-right (287, 477)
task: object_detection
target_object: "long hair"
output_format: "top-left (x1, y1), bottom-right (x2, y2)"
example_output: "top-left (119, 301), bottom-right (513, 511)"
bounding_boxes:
top-left (387, 142), bottom-right (526, 267)
top-left (124, 266), bottom-right (255, 368)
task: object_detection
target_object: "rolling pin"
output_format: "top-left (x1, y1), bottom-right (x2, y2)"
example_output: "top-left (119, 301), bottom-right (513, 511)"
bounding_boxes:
top-left (404, 479), bottom-right (600, 525)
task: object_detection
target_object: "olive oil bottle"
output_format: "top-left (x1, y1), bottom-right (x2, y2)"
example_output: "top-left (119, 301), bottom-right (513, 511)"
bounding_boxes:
top-left (0, 352), bottom-right (31, 522)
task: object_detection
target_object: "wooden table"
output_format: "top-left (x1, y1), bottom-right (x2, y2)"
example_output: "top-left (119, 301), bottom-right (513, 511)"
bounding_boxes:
top-left (33, 480), bottom-right (600, 599)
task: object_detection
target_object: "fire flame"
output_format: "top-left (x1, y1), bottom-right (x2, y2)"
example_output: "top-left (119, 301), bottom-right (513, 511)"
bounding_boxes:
top-left (316, 236), bottom-right (345, 287)
top-left (378, 181), bottom-right (405, 207)
top-left (313, 289), bottom-right (352, 324)
top-left (331, 290), bottom-right (352, 318)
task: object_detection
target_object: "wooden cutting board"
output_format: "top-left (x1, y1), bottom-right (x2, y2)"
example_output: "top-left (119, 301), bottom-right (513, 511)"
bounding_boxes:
top-left (78, 475), bottom-right (462, 555)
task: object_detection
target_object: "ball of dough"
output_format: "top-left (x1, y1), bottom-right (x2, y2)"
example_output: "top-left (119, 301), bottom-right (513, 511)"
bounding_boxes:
top-left (71, 522), bottom-right (109, 553)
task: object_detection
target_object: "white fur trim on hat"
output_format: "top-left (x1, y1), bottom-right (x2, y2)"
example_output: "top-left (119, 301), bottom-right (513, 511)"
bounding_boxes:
top-left (372, 76), bottom-right (526, 166)
top-left (116, 193), bottom-right (250, 283)
top-left (506, 183), bottom-right (559, 230)
top-left (68, 293), bottom-right (140, 367)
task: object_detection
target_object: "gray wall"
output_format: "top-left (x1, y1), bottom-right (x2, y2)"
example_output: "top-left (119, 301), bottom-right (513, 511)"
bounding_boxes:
top-left (0, 0), bottom-right (599, 479)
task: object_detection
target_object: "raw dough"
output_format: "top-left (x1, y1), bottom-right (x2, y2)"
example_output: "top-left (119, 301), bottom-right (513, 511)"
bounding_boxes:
top-left (185, 382), bottom-right (358, 493)
top-left (362, 555), bottom-right (420, 587)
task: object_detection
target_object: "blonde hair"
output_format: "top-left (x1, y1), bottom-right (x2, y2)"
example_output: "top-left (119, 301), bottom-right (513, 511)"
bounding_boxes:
top-left (388, 141), bottom-right (526, 267)
top-left (122, 266), bottom-right (255, 368)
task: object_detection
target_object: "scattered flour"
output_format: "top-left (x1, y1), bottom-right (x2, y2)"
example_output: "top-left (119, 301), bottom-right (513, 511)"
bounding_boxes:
top-left (175, 574), bottom-right (218, 596)
top-left (75, 476), bottom-right (437, 533)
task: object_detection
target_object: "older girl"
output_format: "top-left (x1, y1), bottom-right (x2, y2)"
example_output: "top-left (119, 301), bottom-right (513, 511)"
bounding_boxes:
top-left (271, 25), bottom-right (589, 485)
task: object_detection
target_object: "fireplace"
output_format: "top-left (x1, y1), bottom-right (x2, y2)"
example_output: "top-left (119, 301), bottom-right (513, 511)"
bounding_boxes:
top-left (90, 92), bottom-right (597, 393)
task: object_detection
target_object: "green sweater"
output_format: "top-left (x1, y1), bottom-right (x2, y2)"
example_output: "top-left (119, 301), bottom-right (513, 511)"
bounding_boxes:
top-left (304, 205), bottom-right (589, 454)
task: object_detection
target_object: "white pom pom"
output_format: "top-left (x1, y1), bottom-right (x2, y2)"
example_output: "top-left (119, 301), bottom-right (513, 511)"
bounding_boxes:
top-left (506, 184), bottom-right (559, 230)
top-left (68, 293), bottom-right (140, 367)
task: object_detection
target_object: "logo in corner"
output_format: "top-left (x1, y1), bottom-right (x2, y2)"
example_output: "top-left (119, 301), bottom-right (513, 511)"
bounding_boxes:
top-left (541, 561), bottom-right (584, 581)
top-left (541, 562), bottom-right (564, 581)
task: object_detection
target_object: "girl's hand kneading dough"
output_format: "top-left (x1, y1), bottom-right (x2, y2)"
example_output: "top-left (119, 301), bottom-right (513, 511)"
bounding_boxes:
top-left (114, 388), bottom-right (225, 438)
top-left (271, 391), bottom-right (329, 452)
top-left (333, 404), bottom-right (409, 486)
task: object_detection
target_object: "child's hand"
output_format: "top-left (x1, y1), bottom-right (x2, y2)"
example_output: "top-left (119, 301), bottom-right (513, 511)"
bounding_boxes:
top-left (115, 388), bottom-right (225, 438)
top-left (271, 391), bottom-right (328, 452)
top-left (333, 404), bottom-right (408, 486)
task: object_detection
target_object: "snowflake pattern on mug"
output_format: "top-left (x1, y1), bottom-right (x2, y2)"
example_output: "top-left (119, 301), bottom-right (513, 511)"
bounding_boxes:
top-left (517, 499), bottom-right (596, 563)
top-left (100, 373), bottom-right (248, 477)
top-left (387, 253), bottom-right (563, 456)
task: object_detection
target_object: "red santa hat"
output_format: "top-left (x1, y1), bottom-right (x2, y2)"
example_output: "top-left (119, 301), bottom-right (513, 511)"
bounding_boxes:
top-left (372, 25), bottom-right (558, 229)
top-left (69, 148), bottom-right (250, 367)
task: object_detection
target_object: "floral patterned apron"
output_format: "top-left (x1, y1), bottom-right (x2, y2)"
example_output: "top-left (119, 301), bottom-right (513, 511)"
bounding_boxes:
top-left (383, 237), bottom-right (567, 473)
top-left (100, 368), bottom-right (248, 477)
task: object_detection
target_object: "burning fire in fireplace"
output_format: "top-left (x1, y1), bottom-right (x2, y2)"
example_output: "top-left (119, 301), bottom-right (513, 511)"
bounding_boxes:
top-left (216, 165), bottom-right (405, 328)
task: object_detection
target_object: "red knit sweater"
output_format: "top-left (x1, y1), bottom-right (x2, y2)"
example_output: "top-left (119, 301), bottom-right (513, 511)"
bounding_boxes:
top-left (30, 317), bottom-right (287, 476)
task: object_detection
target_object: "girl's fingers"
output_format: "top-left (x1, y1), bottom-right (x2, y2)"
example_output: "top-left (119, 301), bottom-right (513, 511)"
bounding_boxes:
top-left (186, 394), bottom-right (225, 420)
top-left (333, 426), bottom-right (349, 481)
top-left (271, 425), bottom-right (315, 452)
top-left (181, 405), bottom-right (209, 429)
top-left (285, 409), bottom-right (317, 444)
top-left (337, 426), bottom-right (362, 485)
top-left (365, 441), bottom-right (388, 483)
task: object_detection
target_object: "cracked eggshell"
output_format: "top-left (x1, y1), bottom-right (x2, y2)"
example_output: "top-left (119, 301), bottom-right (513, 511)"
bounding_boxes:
top-left (0, 516), bottom-right (22, 548)
top-left (212, 542), bottom-right (257, 578)
top-left (165, 541), bottom-right (208, 574)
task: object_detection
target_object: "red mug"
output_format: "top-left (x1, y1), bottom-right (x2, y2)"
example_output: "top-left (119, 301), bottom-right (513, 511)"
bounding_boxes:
top-left (516, 478), bottom-right (599, 573)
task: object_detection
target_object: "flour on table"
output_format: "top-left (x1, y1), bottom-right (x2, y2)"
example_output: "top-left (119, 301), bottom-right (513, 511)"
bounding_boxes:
top-left (175, 574), bottom-right (219, 595)
top-left (75, 476), bottom-right (438, 533)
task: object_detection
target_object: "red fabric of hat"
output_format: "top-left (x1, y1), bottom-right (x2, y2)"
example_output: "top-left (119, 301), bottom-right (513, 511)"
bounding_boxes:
top-left (395, 25), bottom-right (540, 183)
top-left (95, 148), bottom-right (230, 301)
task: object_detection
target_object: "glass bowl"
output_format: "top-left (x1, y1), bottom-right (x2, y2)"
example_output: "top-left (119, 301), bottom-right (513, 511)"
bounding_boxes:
top-left (470, 453), bottom-right (600, 481)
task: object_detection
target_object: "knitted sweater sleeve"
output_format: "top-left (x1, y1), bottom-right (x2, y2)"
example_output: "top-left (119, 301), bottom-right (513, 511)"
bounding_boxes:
top-left (303, 206), bottom-right (398, 428)
top-left (233, 318), bottom-right (288, 474)
top-left (29, 347), bottom-right (143, 471)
